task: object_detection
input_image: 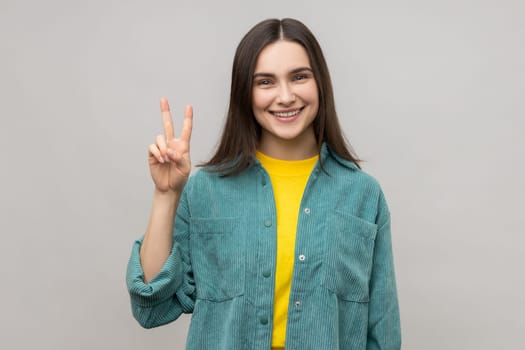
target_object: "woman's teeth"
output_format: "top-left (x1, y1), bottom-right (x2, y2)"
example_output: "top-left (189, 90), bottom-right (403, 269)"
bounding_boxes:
top-left (272, 109), bottom-right (301, 118)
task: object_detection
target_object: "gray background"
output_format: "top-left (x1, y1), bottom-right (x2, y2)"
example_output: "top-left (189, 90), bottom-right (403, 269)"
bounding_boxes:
top-left (1, 0), bottom-right (524, 349)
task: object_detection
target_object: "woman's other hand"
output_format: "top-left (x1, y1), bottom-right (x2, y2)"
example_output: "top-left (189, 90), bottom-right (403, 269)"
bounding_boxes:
top-left (148, 98), bottom-right (193, 193)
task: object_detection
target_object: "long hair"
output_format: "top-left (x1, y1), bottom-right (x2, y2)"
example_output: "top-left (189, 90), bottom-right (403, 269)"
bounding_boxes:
top-left (200, 18), bottom-right (360, 175)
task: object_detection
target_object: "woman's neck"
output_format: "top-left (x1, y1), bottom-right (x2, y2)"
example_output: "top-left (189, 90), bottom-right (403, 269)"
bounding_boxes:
top-left (257, 132), bottom-right (318, 160)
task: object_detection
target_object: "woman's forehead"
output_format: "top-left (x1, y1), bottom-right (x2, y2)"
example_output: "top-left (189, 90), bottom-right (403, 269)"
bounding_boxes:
top-left (254, 41), bottom-right (312, 74)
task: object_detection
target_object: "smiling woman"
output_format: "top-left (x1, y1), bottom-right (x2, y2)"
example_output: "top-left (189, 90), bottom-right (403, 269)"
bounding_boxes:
top-left (126, 18), bottom-right (401, 350)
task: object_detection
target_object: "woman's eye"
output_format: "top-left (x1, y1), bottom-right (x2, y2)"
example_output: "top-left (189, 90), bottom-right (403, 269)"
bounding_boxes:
top-left (257, 79), bottom-right (272, 86)
top-left (294, 74), bottom-right (308, 81)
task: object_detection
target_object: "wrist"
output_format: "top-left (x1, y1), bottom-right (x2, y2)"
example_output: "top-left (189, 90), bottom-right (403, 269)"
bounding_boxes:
top-left (153, 187), bottom-right (180, 203)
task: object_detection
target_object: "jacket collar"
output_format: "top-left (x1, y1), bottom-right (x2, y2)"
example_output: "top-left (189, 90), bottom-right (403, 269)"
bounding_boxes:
top-left (320, 143), bottom-right (359, 171)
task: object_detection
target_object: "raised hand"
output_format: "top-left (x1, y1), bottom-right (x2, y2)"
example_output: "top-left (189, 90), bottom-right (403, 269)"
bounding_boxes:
top-left (148, 98), bottom-right (193, 193)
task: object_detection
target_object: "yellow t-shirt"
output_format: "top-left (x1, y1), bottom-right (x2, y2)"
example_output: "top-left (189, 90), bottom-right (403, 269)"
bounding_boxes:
top-left (256, 151), bottom-right (318, 348)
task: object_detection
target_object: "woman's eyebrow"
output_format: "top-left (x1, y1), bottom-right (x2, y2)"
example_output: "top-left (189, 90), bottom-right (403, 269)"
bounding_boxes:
top-left (253, 72), bottom-right (275, 78)
top-left (290, 66), bottom-right (313, 74)
top-left (253, 66), bottom-right (313, 78)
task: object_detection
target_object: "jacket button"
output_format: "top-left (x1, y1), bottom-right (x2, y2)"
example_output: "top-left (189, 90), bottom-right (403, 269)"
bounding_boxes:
top-left (262, 270), bottom-right (271, 278)
top-left (298, 254), bottom-right (306, 261)
top-left (260, 317), bottom-right (268, 325)
top-left (264, 220), bottom-right (272, 227)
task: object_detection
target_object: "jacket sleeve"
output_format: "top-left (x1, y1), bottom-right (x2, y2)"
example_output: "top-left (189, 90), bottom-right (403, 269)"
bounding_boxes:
top-left (366, 191), bottom-right (402, 349)
top-left (126, 185), bottom-right (195, 329)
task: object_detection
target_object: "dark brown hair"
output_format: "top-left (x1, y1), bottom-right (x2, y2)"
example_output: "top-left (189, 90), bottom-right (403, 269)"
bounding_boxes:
top-left (200, 18), bottom-right (360, 175)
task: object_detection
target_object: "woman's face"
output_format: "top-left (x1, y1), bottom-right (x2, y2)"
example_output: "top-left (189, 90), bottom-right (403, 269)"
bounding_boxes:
top-left (251, 40), bottom-right (319, 159)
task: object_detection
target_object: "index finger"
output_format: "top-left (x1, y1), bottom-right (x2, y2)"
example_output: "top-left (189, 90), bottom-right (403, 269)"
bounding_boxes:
top-left (160, 97), bottom-right (174, 140)
top-left (180, 105), bottom-right (193, 142)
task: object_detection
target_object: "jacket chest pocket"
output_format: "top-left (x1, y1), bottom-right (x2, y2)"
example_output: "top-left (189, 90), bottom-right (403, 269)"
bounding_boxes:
top-left (189, 217), bottom-right (245, 301)
top-left (322, 211), bottom-right (377, 302)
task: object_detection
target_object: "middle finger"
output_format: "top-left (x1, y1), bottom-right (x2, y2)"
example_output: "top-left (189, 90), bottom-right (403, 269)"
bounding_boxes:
top-left (160, 98), bottom-right (175, 140)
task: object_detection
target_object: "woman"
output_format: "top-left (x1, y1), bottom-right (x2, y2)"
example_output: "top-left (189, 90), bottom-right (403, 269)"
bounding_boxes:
top-left (127, 18), bottom-right (401, 350)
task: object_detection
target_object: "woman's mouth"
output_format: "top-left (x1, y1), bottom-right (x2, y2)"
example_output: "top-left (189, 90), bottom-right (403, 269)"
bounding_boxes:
top-left (270, 107), bottom-right (304, 120)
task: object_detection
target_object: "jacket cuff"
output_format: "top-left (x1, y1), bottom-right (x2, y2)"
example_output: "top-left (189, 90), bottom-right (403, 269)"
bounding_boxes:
top-left (126, 238), bottom-right (184, 307)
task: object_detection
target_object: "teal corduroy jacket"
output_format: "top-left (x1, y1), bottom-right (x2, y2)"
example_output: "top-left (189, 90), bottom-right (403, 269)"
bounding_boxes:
top-left (126, 144), bottom-right (401, 350)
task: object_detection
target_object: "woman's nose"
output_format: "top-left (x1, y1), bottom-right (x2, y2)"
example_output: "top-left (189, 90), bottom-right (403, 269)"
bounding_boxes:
top-left (277, 83), bottom-right (296, 104)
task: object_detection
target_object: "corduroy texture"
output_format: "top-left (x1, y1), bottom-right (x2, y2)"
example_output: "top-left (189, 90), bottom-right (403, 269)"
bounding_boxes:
top-left (126, 143), bottom-right (401, 349)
